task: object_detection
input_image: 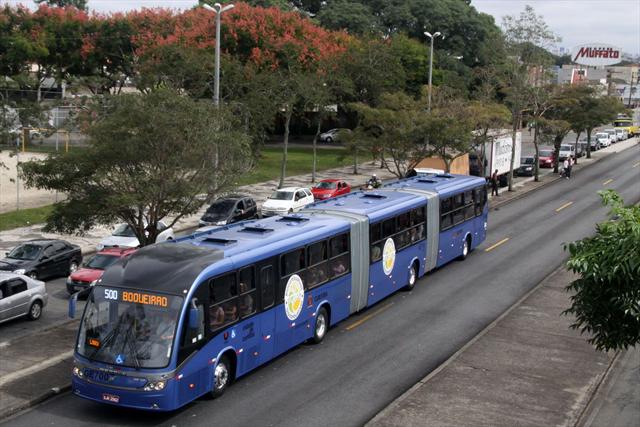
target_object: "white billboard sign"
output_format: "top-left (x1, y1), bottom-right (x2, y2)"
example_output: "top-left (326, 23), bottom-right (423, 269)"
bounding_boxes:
top-left (572, 43), bottom-right (622, 66)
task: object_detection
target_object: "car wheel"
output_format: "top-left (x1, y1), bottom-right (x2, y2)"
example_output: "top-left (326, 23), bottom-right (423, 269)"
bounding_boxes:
top-left (405, 262), bottom-right (418, 291)
top-left (28, 301), bottom-right (43, 321)
top-left (311, 307), bottom-right (329, 344)
top-left (68, 260), bottom-right (79, 274)
top-left (210, 355), bottom-right (232, 398)
top-left (27, 271), bottom-right (38, 280)
top-left (325, 137), bottom-right (333, 143)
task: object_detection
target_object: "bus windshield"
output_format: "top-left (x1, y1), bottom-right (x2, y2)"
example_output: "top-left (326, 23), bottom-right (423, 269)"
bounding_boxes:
top-left (77, 286), bottom-right (183, 369)
top-left (614, 120), bottom-right (631, 127)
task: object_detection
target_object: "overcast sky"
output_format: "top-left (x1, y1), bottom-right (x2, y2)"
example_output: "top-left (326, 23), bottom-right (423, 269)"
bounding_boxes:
top-left (4, 0), bottom-right (640, 56)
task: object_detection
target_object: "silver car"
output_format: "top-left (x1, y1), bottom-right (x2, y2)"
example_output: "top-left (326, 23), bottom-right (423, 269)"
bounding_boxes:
top-left (0, 272), bottom-right (48, 324)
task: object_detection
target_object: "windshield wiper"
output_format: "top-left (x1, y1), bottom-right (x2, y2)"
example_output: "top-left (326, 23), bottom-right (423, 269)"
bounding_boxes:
top-left (121, 325), bottom-right (141, 369)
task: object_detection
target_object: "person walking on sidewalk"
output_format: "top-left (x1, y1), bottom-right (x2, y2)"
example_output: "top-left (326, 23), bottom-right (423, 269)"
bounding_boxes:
top-left (563, 158), bottom-right (570, 179)
top-left (566, 156), bottom-right (573, 179)
top-left (490, 169), bottom-right (499, 196)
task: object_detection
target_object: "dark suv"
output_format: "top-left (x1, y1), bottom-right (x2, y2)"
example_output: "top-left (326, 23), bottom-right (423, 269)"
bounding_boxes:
top-left (199, 195), bottom-right (258, 226)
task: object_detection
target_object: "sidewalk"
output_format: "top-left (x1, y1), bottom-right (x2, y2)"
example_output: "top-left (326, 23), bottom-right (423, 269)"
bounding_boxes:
top-left (367, 267), bottom-right (633, 427)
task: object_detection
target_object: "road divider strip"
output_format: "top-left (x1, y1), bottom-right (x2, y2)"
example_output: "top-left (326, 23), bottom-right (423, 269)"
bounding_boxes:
top-left (0, 350), bottom-right (73, 388)
top-left (633, 161), bottom-right (640, 168)
top-left (555, 201), bottom-right (574, 212)
top-left (345, 303), bottom-right (394, 331)
top-left (484, 237), bottom-right (509, 253)
top-left (602, 179), bottom-right (613, 186)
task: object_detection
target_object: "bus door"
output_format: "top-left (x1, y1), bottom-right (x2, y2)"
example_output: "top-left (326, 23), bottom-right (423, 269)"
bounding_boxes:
top-left (257, 261), bottom-right (276, 365)
top-left (236, 266), bottom-right (261, 373)
top-left (275, 248), bottom-right (307, 355)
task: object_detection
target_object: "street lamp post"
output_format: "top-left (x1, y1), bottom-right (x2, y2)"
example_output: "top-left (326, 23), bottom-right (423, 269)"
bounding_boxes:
top-left (424, 31), bottom-right (444, 112)
top-left (203, 2), bottom-right (235, 107)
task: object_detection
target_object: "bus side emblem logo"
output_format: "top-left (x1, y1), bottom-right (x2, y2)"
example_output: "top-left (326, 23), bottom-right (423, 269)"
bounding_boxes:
top-left (284, 274), bottom-right (305, 321)
top-left (115, 354), bottom-right (125, 365)
top-left (383, 238), bottom-right (396, 276)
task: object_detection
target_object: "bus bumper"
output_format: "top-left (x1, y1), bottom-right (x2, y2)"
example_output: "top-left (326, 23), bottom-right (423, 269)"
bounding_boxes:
top-left (72, 377), bottom-right (176, 411)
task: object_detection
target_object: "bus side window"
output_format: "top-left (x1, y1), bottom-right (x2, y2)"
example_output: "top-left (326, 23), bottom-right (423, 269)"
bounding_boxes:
top-left (238, 267), bottom-right (256, 319)
top-left (370, 223), bottom-right (382, 263)
top-left (441, 198), bottom-right (453, 231)
top-left (329, 233), bottom-right (350, 279)
top-left (464, 190), bottom-right (475, 220)
top-left (209, 273), bottom-right (238, 332)
top-left (260, 266), bottom-right (275, 310)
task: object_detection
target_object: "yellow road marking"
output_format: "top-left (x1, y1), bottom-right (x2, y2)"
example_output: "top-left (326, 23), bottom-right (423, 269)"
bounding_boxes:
top-left (633, 161), bottom-right (640, 168)
top-left (555, 201), bottom-right (574, 212)
top-left (484, 237), bottom-right (510, 253)
top-left (345, 303), bottom-right (394, 331)
top-left (602, 179), bottom-right (613, 186)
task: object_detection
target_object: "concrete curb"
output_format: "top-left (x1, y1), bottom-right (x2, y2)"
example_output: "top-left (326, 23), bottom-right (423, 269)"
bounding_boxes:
top-left (575, 350), bottom-right (623, 426)
top-left (1, 384), bottom-right (71, 422)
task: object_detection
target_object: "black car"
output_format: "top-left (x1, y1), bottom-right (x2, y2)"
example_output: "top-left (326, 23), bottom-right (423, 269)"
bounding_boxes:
top-left (199, 195), bottom-right (258, 227)
top-left (0, 239), bottom-right (83, 280)
top-left (515, 156), bottom-right (535, 177)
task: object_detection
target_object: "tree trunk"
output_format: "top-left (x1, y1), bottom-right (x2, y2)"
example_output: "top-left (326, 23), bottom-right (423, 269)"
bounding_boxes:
top-left (353, 150), bottom-right (358, 175)
top-left (586, 128), bottom-right (592, 159)
top-left (312, 118), bottom-right (321, 184)
top-left (508, 114), bottom-right (518, 191)
top-left (553, 135), bottom-right (563, 174)
top-left (278, 108), bottom-right (292, 189)
top-left (573, 131), bottom-right (581, 165)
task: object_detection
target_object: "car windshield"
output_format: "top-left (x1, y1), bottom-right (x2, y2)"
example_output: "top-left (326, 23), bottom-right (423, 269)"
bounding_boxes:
top-left (85, 254), bottom-right (120, 270)
top-left (7, 244), bottom-right (42, 260)
top-left (521, 157), bottom-right (534, 165)
top-left (539, 150), bottom-right (553, 157)
top-left (205, 200), bottom-right (236, 215)
top-left (112, 224), bottom-right (137, 237)
top-left (596, 133), bottom-right (607, 138)
top-left (269, 191), bottom-right (294, 201)
top-left (77, 286), bottom-right (182, 369)
top-left (560, 146), bottom-right (572, 151)
top-left (316, 181), bottom-right (337, 189)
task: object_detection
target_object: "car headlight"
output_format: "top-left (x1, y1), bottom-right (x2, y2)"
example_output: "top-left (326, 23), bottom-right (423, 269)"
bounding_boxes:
top-left (13, 269), bottom-right (26, 275)
top-left (143, 380), bottom-right (166, 391)
top-left (89, 280), bottom-right (97, 287)
top-left (96, 244), bottom-right (104, 251)
top-left (215, 220), bottom-right (227, 226)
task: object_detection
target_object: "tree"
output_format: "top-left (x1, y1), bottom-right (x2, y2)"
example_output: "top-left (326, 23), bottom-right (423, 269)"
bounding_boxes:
top-left (34, 0), bottom-right (88, 11)
top-left (500, 5), bottom-right (559, 191)
top-left (564, 190), bottom-right (640, 351)
top-left (19, 89), bottom-right (250, 246)
top-left (569, 91), bottom-right (624, 159)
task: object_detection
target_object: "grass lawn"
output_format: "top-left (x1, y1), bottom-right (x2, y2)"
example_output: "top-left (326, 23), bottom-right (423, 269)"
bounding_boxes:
top-left (234, 146), bottom-right (351, 186)
top-left (1, 146), bottom-right (351, 230)
top-left (0, 205), bottom-right (54, 232)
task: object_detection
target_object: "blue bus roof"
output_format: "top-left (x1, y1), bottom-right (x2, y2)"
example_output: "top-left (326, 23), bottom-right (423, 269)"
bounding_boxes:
top-left (306, 189), bottom-right (425, 222)
top-left (383, 173), bottom-right (486, 197)
top-left (174, 213), bottom-right (350, 259)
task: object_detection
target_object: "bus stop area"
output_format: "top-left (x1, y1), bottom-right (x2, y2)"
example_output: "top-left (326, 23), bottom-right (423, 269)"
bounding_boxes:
top-left (0, 138), bottom-right (638, 423)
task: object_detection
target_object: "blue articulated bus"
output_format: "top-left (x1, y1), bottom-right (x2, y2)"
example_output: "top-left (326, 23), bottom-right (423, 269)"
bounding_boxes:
top-left (69, 173), bottom-right (487, 411)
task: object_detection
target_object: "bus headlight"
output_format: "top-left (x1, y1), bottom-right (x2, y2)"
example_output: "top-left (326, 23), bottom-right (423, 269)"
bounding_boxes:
top-left (73, 366), bottom-right (84, 379)
top-left (143, 380), bottom-right (166, 391)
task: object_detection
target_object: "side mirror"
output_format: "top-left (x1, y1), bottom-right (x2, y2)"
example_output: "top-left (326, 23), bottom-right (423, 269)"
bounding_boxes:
top-left (235, 209), bottom-right (242, 215)
top-left (188, 299), bottom-right (201, 329)
top-left (40, 255), bottom-right (49, 261)
top-left (68, 292), bottom-right (79, 319)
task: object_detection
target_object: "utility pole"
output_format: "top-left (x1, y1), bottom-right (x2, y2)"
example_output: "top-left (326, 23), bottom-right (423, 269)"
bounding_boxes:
top-left (202, 2), bottom-right (235, 107)
top-left (424, 31), bottom-right (444, 112)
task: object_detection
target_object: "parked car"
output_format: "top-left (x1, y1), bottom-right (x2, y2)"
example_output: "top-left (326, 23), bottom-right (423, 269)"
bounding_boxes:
top-left (515, 156), bottom-right (535, 176)
top-left (97, 221), bottom-right (174, 251)
top-left (199, 195), bottom-right (258, 227)
top-left (558, 144), bottom-right (576, 161)
top-left (603, 128), bottom-right (619, 143)
top-left (261, 187), bottom-right (314, 217)
top-left (311, 179), bottom-right (351, 200)
top-left (66, 247), bottom-right (136, 296)
top-left (0, 272), bottom-right (48, 323)
top-left (579, 137), bottom-right (601, 152)
top-left (538, 149), bottom-right (556, 168)
top-left (615, 128), bottom-right (628, 141)
top-left (319, 128), bottom-right (351, 143)
top-left (0, 239), bottom-right (82, 280)
top-left (594, 132), bottom-right (612, 148)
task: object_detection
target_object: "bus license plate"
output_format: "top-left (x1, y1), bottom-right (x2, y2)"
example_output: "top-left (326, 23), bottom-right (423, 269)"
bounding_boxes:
top-left (102, 393), bottom-right (120, 403)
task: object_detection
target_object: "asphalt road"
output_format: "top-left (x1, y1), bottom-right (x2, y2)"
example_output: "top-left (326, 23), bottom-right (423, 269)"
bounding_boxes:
top-left (3, 144), bottom-right (639, 427)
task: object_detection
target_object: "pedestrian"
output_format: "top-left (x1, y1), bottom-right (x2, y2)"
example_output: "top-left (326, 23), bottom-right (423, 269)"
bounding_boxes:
top-left (562, 158), bottom-right (569, 179)
top-left (567, 156), bottom-right (573, 179)
top-left (490, 169), bottom-right (499, 197)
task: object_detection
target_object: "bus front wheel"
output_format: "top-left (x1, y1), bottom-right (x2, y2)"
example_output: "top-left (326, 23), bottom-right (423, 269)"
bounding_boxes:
top-left (211, 355), bottom-right (232, 398)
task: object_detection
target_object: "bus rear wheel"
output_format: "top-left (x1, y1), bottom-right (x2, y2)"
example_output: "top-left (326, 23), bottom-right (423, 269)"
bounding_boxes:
top-left (460, 236), bottom-right (471, 261)
top-left (405, 262), bottom-right (418, 291)
top-left (312, 307), bottom-right (328, 344)
top-left (211, 355), bottom-right (232, 398)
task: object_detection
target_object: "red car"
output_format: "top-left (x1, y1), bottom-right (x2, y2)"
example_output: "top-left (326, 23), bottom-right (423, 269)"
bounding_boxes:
top-left (66, 247), bottom-right (136, 296)
top-left (538, 149), bottom-right (556, 168)
top-left (311, 179), bottom-right (351, 201)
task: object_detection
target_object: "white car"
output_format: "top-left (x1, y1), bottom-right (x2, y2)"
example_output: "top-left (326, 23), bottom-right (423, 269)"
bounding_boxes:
top-left (319, 128), bottom-right (351, 143)
top-left (615, 128), bottom-right (628, 141)
top-left (558, 144), bottom-right (576, 161)
top-left (603, 128), bottom-right (619, 142)
top-left (261, 187), bottom-right (314, 217)
top-left (97, 221), bottom-right (174, 250)
top-left (0, 272), bottom-right (48, 323)
top-left (594, 132), bottom-right (612, 148)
